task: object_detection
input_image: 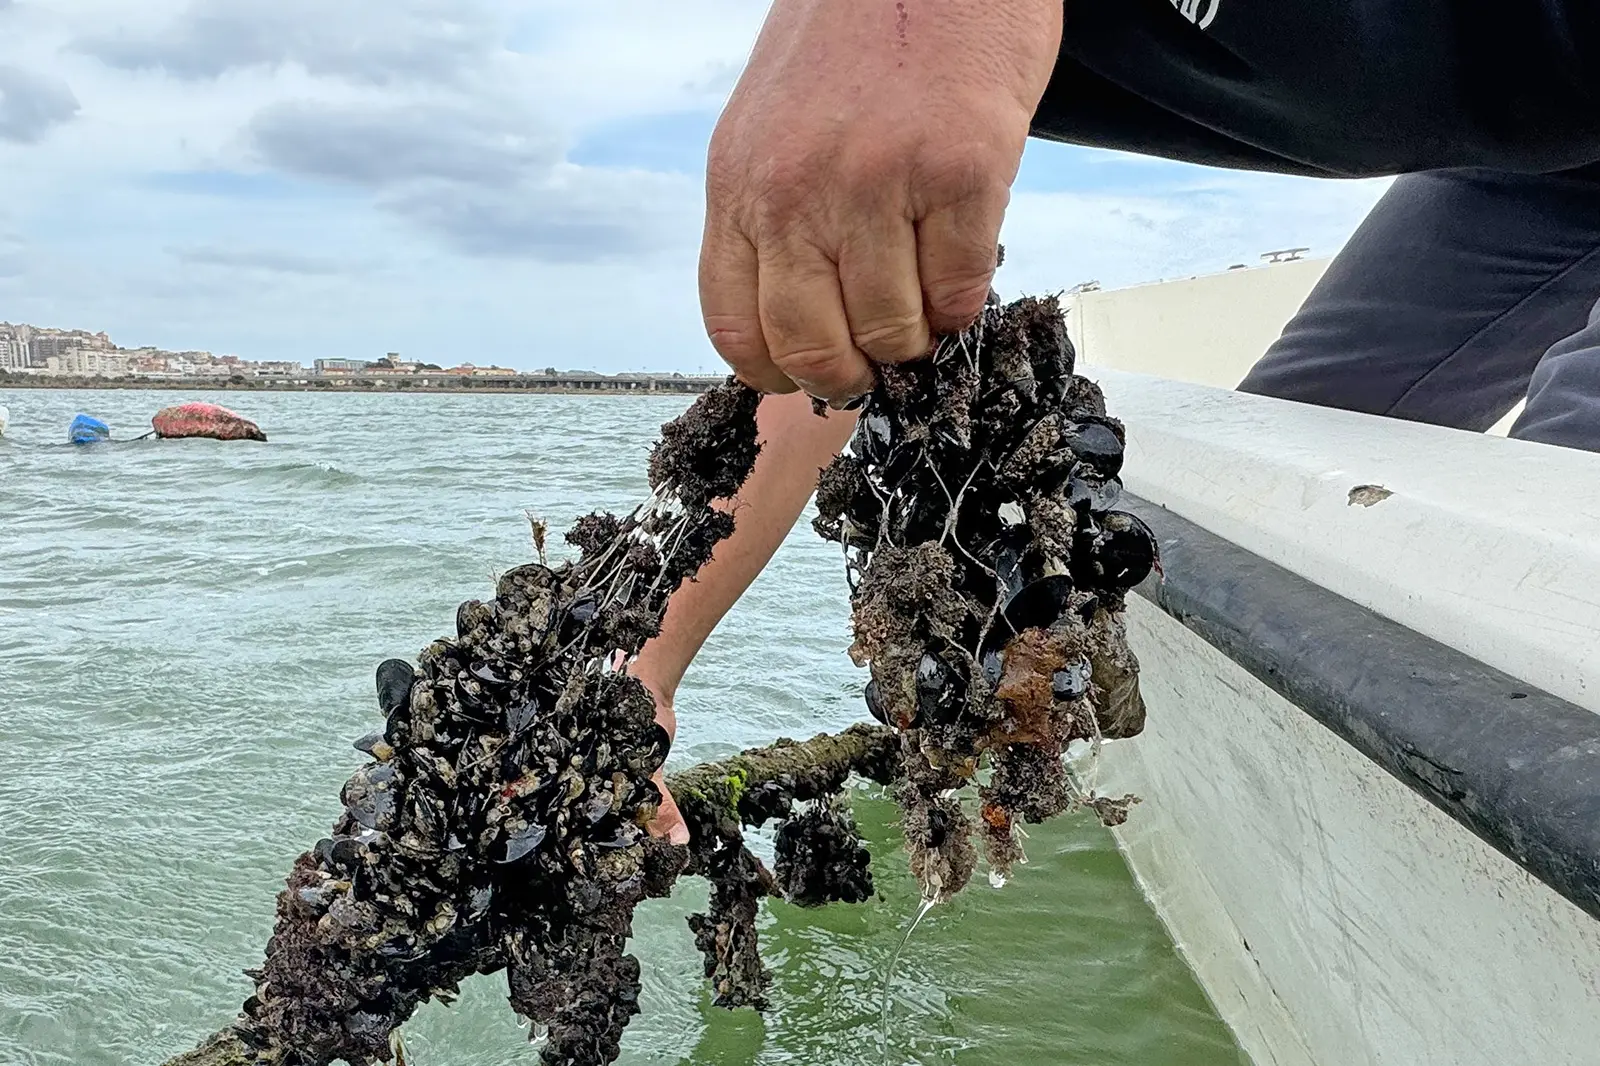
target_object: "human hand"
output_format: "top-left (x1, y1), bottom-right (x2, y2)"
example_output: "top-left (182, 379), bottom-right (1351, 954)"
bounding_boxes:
top-left (700, 0), bottom-right (1061, 402)
top-left (633, 673), bottom-right (691, 845)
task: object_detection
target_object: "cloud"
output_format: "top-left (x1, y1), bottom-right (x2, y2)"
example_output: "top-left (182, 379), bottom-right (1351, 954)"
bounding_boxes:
top-left (391, 166), bottom-right (695, 260)
top-left (169, 244), bottom-right (348, 274)
top-left (248, 98), bottom-right (693, 261)
top-left (249, 99), bottom-right (559, 188)
top-left (77, 0), bottom-right (501, 85)
top-left (997, 170), bottom-right (1390, 295)
top-left (0, 66), bottom-right (80, 144)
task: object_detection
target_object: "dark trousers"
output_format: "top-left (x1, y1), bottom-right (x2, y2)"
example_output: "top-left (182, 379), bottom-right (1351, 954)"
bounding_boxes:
top-left (1238, 167), bottom-right (1600, 452)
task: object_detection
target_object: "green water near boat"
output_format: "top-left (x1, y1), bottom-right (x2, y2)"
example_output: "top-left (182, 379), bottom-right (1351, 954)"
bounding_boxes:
top-left (0, 388), bottom-right (1246, 1066)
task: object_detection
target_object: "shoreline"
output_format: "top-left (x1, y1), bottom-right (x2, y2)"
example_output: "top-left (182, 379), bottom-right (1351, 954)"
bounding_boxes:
top-left (0, 375), bottom-right (722, 396)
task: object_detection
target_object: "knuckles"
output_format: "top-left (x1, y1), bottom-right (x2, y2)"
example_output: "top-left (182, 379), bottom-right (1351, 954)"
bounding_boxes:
top-left (702, 314), bottom-right (767, 367)
top-left (851, 311), bottom-right (932, 363)
top-left (923, 275), bottom-right (995, 332)
top-left (769, 345), bottom-right (867, 396)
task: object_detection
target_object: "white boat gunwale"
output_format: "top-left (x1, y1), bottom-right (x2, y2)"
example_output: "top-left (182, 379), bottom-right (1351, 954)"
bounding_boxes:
top-left (1123, 493), bottom-right (1600, 923)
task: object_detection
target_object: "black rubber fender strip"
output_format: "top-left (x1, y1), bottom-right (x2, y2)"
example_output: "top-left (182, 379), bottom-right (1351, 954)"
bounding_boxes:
top-left (1122, 494), bottom-right (1600, 923)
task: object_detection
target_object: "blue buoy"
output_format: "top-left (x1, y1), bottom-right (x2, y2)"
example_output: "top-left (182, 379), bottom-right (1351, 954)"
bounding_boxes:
top-left (68, 414), bottom-right (111, 445)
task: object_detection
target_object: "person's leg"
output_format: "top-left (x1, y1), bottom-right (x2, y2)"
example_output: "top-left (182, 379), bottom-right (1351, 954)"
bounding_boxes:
top-left (1511, 304), bottom-right (1600, 448)
top-left (1239, 167), bottom-right (1600, 441)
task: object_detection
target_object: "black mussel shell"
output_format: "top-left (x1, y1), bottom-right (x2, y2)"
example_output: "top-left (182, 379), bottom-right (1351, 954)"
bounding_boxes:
top-left (1000, 575), bottom-right (1074, 635)
top-left (1031, 449), bottom-right (1077, 494)
top-left (375, 659), bottom-right (415, 718)
top-left (1075, 592), bottom-right (1100, 625)
top-left (858, 412), bottom-right (893, 464)
top-left (1099, 512), bottom-right (1159, 589)
top-left (876, 440), bottom-right (918, 486)
top-left (343, 764), bottom-right (398, 831)
top-left (864, 678), bottom-right (891, 726)
top-left (981, 649), bottom-right (1004, 686)
top-left (915, 653), bottom-right (956, 722)
top-left (1067, 475), bottom-right (1122, 514)
top-left (495, 561), bottom-right (557, 602)
top-left (925, 806), bottom-right (950, 849)
top-left (506, 698), bottom-right (539, 734)
top-left (995, 544), bottom-right (1026, 601)
top-left (312, 837), bottom-right (336, 866)
top-left (1029, 327), bottom-right (1075, 402)
top-left (569, 596), bottom-right (598, 626)
top-left (456, 600), bottom-right (488, 638)
top-left (498, 823), bottom-right (548, 864)
top-left (452, 677), bottom-right (490, 715)
top-left (469, 661), bottom-right (509, 687)
top-left (891, 490), bottom-right (945, 544)
top-left (353, 731), bottom-right (388, 758)
top-left (643, 722), bottom-right (672, 766)
top-left (1062, 419), bottom-right (1125, 479)
top-left (584, 790), bottom-right (614, 824)
top-left (375, 935), bottom-right (418, 960)
top-left (1074, 512), bottom-right (1159, 592)
top-left (465, 883), bottom-right (494, 920)
top-left (1052, 658), bottom-right (1092, 701)
top-left (344, 1011), bottom-right (389, 1045)
top-left (328, 834), bottom-right (367, 869)
top-left (452, 787), bottom-right (487, 828)
top-left (408, 796), bottom-right (442, 841)
top-left (1010, 373), bottom-right (1038, 404)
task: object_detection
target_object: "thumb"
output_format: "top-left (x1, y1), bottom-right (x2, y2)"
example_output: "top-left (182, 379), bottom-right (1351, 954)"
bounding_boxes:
top-left (649, 770), bottom-right (691, 846)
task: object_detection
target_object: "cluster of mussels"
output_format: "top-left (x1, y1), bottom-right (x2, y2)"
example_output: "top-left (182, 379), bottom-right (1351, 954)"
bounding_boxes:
top-left (813, 293), bottom-right (1158, 900)
top-left (237, 385), bottom-right (768, 1066)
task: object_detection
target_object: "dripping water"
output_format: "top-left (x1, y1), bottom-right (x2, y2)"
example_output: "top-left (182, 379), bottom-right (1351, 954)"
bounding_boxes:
top-left (878, 892), bottom-right (939, 1066)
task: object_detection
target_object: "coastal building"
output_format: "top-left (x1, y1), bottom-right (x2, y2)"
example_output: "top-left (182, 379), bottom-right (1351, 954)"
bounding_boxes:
top-left (0, 330), bottom-right (29, 370)
top-left (30, 329), bottom-right (113, 364)
top-left (314, 358), bottom-right (369, 375)
top-left (45, 348), bottom-right (129, 377)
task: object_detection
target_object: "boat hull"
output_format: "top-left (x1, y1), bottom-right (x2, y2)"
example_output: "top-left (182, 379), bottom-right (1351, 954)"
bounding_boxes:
top-left (1089, 369), bottom-right (1600, 1066)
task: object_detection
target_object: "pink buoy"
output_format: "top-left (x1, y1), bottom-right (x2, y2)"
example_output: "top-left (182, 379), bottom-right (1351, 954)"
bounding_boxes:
top-left (152, 402), bottom-right (267, 442)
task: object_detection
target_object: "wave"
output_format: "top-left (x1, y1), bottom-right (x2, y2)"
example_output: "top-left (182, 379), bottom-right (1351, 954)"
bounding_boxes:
top-left (231, 460), bottom-right (362, 489)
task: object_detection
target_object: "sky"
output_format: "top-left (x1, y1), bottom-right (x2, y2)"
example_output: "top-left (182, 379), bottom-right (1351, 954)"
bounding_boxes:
top-left (0, 0), bottom-right (1391, 372)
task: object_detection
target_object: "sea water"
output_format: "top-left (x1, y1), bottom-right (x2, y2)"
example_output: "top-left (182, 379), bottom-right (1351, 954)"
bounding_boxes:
top-left (0, 387), bottom-right (1246, 1066)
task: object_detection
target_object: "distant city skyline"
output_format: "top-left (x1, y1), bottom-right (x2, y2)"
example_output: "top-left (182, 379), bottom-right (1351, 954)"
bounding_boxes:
top-left (0, 1), bottom-right (1391, 373)
top-left (0, 315), bottom-right (635, 376)
top-left (0, 317), bottom-right (676, 380)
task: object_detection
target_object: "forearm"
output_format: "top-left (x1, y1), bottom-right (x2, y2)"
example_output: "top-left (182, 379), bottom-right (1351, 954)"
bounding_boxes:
top-left (632, 391), bottom-right (857, 704)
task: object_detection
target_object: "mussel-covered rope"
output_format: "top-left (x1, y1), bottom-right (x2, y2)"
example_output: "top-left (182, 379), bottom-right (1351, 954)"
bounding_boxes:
top-left (813, 292), bottom-right (1155, 899)
top-left (159, 726), bottom-right (900, 1066)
